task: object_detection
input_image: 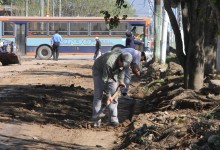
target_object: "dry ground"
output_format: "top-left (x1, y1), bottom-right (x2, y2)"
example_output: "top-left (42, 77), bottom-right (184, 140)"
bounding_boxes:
top-left (0, 56), bottom-right (219, 150)
top-left (0, 58), bottom-right (118, 149)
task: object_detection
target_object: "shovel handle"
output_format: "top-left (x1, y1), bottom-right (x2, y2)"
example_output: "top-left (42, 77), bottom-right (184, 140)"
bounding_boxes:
top-left (107, 85), bottom-right (120, 104)
top-left (93, 86), bottom-right (120, 120)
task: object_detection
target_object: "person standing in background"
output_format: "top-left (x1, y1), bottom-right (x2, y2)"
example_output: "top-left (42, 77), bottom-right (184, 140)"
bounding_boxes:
top-left (94, 37), bottom-right (101, 60)
top-left (125, 31), bottom-right (144, 49)
top-left (51, 30), bottom-right (63, 61)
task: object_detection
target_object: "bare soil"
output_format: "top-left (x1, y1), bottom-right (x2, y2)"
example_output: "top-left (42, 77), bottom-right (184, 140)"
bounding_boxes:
top-left (0, 56), bottom-right (219, 150)
top-left (0, 59), bottom-right (117, 149)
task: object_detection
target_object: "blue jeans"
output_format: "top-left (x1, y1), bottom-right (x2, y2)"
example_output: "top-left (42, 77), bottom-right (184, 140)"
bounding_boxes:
top-left (121, 68), bottom-right (131, 95)
top-left (92, 75), bottom-right (119, 123)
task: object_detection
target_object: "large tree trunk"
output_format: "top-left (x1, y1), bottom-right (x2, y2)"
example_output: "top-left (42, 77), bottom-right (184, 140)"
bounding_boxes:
top-left (165, 0), bottom-right (218, 91)
top-left (181, 1), bottom-right (190, 88)
top-left (186, 1), bottom-right (206, 90)
top-left (187, 0), bottom-right (217, 90)
top-left (203, 5), bottom-right (218, 75)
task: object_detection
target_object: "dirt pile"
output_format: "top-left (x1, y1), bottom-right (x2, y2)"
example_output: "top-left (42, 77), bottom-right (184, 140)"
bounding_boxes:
top-left (113, 55), bottom-right (220, 149)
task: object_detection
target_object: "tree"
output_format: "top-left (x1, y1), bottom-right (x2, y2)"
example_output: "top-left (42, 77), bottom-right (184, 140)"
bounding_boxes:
top-left (3, 0), bottom-right (136, 17)
top-left (164, 0), bottom-right (219, 90)
top-left (103, 0), bottom-right (220, 91)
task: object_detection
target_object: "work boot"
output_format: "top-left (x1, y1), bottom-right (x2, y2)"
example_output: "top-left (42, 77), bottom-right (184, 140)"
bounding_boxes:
top-left (110, 116), bottom-right (119, 126)
top-left (93, 119), bottom-right (101, 128)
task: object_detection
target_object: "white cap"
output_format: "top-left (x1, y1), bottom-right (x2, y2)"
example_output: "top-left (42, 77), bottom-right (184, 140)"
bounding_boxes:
top-left (95, 37), bottom-right (99, 39)
top-left (121, 52), bottom-right (132, 68)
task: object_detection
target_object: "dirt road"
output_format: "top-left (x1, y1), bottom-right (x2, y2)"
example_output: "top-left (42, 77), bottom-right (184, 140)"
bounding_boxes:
top-left (0, 58), bottom-right (121, 149)
top-left (1, 56), bottom-right (220, 149)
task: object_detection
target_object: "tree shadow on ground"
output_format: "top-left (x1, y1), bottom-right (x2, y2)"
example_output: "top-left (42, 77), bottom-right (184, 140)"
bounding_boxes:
top-left (0, 84), bottom-right (135, 129)
top-left (0, 84), bottom-right (93, 128)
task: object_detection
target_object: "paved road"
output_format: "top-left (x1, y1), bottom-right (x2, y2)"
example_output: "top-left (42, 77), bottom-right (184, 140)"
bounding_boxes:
top-left (21, 55), bottom-right (94, 60)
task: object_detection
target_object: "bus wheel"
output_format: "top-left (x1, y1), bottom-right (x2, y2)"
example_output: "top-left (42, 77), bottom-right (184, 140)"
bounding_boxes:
top-left (111, 44), bottom-right (125, 51)
top-left (37, 45), bottom-right (52, 60)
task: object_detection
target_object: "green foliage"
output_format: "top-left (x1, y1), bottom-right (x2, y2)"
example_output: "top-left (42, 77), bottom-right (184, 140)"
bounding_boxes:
top-left (3, 0), bottom-right (136, 18)
top-left (1, 0), bottom-right (135, 29)
top-left (116, 0), bottom-right (127, 9)
top-left (100, 10), bottom-right (127, 29)
top-left (100, 0), bottom-right (131, 29)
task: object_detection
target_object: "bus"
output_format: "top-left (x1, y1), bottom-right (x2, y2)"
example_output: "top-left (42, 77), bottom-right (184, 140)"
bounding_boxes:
top-left (0, 16), bottom-right (151, 60)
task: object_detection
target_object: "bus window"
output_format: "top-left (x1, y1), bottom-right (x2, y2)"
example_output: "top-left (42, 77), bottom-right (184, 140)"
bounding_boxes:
top-left (49, 22), bottom-right (68, 35)
top-left (29, 22), bottom-right (47, 35)
top-left (90, 22), bottom-right (109, 36)
top-left (70, 22), bottom-right (88, 36)
top-left (110, 23), bottom-right (127, 36)
top-left (3, 22), bottom-right (14, 35)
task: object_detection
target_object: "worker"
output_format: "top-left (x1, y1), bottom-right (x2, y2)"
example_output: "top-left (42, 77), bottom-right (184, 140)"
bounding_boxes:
top-left (125, 31), bottom-right (144, 49)
top-left (117, 48), bottom-right (148, 96)
top-left (51, 30), bottom-right (63, 61)
top-left (92, 50), bottom-right (132, 127)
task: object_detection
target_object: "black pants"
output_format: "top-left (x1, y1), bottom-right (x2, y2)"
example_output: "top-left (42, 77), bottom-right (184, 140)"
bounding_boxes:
top-left (52, 42), bottom-right (60, 60)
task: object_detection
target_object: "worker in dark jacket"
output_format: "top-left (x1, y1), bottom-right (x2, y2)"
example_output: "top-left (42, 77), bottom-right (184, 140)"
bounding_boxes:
top-left (125, 31), bottom-right (144, 49)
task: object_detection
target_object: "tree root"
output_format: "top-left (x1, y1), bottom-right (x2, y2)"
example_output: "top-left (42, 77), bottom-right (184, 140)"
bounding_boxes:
top-left (170, 99), bottom-right (217, 110)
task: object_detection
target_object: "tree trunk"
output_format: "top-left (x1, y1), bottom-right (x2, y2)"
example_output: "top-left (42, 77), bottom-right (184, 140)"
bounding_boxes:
top-left (165, 0), bottom-right (218, 91)
top-left (164, 0), bottom-right (188, 88)
top-left (203, 6), bottom-right (217, 75)
top-left (187, 0), bottom-right (218, 90)
top-left (164, 0), bottom-right (186, 69)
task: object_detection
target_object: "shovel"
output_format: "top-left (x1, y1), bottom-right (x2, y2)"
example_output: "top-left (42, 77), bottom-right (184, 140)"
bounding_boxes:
top-left (92, 86), bottom-right (120, 121)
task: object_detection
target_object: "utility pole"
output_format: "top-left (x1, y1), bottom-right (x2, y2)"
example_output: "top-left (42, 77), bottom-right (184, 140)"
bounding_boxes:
top-left (52, 0), bottom-right (54, 17)
top-left (154, 0), bottom-right (162, 62)
top-left (25, 0), bottom-right (28, 16)
top-left (160, 1), bottom-right (168, 64)
top-left (10, 1), bottom-right (12, 16)
top-left (46, 0), bottom-right (50, 17)
top-left (40, 0), bottom-right (44, 17)
top-left (59, 0), bottom-right (61, 17)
